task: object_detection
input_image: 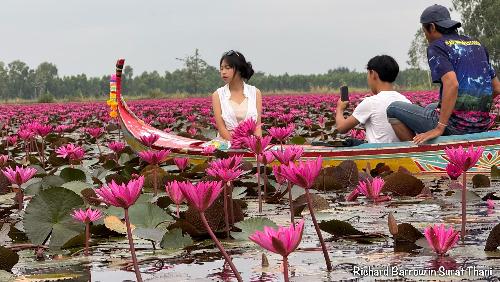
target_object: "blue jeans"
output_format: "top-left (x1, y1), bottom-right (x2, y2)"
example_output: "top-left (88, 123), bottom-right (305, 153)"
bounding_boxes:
top-left (386, 102), bottom-right (462, 135)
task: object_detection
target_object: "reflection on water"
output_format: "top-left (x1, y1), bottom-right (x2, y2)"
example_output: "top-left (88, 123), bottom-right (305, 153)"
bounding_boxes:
top-left (10, 178), bottom-right (500, 281)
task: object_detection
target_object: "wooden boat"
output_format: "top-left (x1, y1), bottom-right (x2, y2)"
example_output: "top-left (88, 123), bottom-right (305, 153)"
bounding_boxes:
top-left (113, 59), bottom-right (500, 174)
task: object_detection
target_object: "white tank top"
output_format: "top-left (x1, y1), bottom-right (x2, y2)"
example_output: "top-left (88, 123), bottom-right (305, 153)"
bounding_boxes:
top-left (216, 83), bottom-right (258, 132)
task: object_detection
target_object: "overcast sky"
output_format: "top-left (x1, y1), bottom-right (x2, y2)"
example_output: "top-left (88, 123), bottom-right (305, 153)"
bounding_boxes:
top-left (0, 0), bottom-right (457, 77)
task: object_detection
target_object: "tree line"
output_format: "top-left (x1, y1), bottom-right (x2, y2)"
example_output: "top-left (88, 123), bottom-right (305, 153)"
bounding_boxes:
top-left (0, 52), bottom-right (431, 102)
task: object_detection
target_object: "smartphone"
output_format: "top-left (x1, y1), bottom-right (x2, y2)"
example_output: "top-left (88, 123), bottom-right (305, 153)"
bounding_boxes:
top-left (340, 86), bottom-right (349, 101)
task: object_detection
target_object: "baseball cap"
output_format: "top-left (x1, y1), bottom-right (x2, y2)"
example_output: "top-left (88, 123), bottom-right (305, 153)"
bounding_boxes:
top-left (420, 4), bottom-right (461, 28)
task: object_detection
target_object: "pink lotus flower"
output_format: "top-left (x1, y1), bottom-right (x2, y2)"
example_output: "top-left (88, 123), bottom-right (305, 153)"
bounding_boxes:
top-left (18, 129), bottom-right (34, 141)
top-left (444, 145), bottom-right (484, 172)
top-left (206, 167), bottom-right (244, 183)
top-left (56, 143), bottom-right (85, 161)
top-left (258, 151), bottom-right (275, 165)
top-left (304, 118), bottom-right (313, 127)
top-left (85, 127), bottom-right (104, 139)
top-left (243, 135), bottom-right (272, 155)
top-left (54, 125), bottom-right (72, 133)
top-left (166, 180), bottom-right (185, 217)
top-left (188, 127), bottom-right (197, 136)
top-left (138, 149), bottom-right (171, 165)
top-left (231, 118), bottom-right (258, 148)
top-left (446, 163), bottom-right (462, 180)
top-left (108, 141), bottom-right (126, 153)
top-left (272, 146), bottom-right (304, 165)
top-left (202, 145), bottom-right (216, 155)
top-left (487, 199), bottom-right (495, 209)
top-left (268, 124), bottom-right (295, 143)
top-left (35, 124), bottom-right (52, 137)
top-left (95, 176), bottom-right (145, 208)
top-left (272, 165), bottom-right (287, 185)
top-left (249, 219), bottom-right (304, 257)
top-left (281, 156), bottom-right (322, 189)
top-left (356, 177), bottom-right (391, 202)
top-left (2, 166), bottom-right (37, 186)
top-left (209, 155), bottom-right (243, 171)
top-left (250, 219), bottom-right (304, 282)
top-left (6, 135), bottom-right (17, 145)
top-left (178, 181), bottom-right (223, 212)
top-left (173, 157), bottom-right (189, 172)
top-left (424, 224), bottom-right (460, 256)
top-left (0, 155), bottom-right (8, 166)
top-left (139, 133), bottom-right (159, 147)
top-left (349, 129), bottom-right (366, 140)
top-left (72, 207), bottom-right (103, 223)
top-left (346, 189), bottom-right (361, 202)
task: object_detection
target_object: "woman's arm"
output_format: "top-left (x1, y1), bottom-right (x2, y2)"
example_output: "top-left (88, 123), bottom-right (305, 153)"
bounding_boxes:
top-left (255, 89), bottom-right (263, 136)
top-left (212, 91), bottom-right (233, 140)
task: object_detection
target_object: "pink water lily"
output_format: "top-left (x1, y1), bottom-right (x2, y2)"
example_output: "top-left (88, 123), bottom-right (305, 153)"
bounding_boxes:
top-left (209, 155), bottom-right (243, 171)
top-left (272, 165), bottom-right (287, 185)
top-left (72, 207), bottom-right (103, 223)
top-left (424, 224), bottom-right (460, 256)
top-left (258, 151), bottom-right (275, 165)
top-left (356, 177), bottom-right (391, 202)
top-left (0, 155), bottom-right (8, 167)
top-left (249, 220), bottom-right (304, 282)
top-left (165, 180), bottom-right (185, 217)
top-left (108, 141), bottom-right (126, 153)
top-left (34, 124), bottom-right (52, 137)
top-left (272, 146), bottom-right (304, 165)
top-left (138, 149), bottom-right (171, 165)
top-left (243, 135), bottom-right (272, 155)
top-left (268, 124), bottom-right (295, 143)
top-left (85, 127), bottom-right (104, 139)
top-left (139, 133), bottom-right (160, 147)
top-left (202, 145), bottom-right (216, 155)
top-left (56, 143), bottom-right (85, 162)
top-left (6, 135), bottom-right (18, 145)
top-left (95, 176), bottom-right (144, 208)
top-left (444, 145), bottom-right (484, 172)
top-left (349, 129), bottom-right (366, 140)
top-left (487, 199), bottom-right (495, 209)
top-left (2, 166), bottom-right (37, 187)
top-left (281, 157), bottom-right (322, 189)
top-left (173, 157), bottom-right (189, 172)
top-left (178, 180), bottom-right (242, 281)
top-left (178, 181), bottom-right (223, 212)
top-left (445, 163), bottom-right (462, 180)
top-left (231, 118), bottom-right (258, 148)
top-left (72, 207), bottom-right (103, 256)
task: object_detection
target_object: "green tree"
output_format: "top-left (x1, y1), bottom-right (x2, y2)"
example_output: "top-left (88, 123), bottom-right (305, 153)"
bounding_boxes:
top-left (176, 49), bottom-right (210, 93)
top-left (7, 60), bottom-right (34, 99)
top-left (34, 62), bottom-right (58, 98)
top-left (407, 29), bottom-right (432, 88)
top-left (452, 0), bottom-right (499, 69)
top-left (0, 62), bottom-right (8, 99)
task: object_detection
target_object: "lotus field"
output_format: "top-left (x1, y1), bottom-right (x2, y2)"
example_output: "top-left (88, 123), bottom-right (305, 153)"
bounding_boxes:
top-left (1, 90), bottom-right (500, 281)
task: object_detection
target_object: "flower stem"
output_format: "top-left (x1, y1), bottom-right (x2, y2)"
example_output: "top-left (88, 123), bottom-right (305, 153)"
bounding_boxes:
top-left (16, 185), bottom-right (23, 210)
top-left (200, 212), bottom-right (242, 282)
top-left (288, 182), bottom-right (294, 224)
top-left (305, 189), bottom-right (332, 271)
top-left (263, 168), bottom-right (268, 200)
top-left (124, 208), bottom-right (143, 282)
top-left (256, 156), bottom-right (262, 213)
top-left (85, 222), bottom-right (90, 256)
top-left (153, 165), bottom-right (158, 195)
top-left (229, 182), bottom-right (234, 226)
top-left (223, 183), bottom-right (230, 238)
top-left (283, 256), bottom-right (290, 282)
top-left (176, 204), bottom-right (180, 218)
top-left (461, 172), bottom-right (467, 242)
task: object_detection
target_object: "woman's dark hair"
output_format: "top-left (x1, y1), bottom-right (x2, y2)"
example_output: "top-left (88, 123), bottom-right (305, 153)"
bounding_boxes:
top-left (423, 23), bottom-right (458, 35)
top-left (366, 55), bottom-right (399, 83)
top-left (220, 50), bottom-right (254, 80)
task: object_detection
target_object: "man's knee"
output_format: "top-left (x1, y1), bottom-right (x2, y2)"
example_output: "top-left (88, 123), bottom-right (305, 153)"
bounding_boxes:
top-left (386, 101), bottom-right (404, 118)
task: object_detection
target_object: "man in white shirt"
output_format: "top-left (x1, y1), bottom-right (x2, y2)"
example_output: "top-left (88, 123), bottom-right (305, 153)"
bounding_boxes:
top-left (335, 55), bottom-right (412, 143)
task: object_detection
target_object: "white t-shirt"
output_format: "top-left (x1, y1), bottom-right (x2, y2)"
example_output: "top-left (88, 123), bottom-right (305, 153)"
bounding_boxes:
top-left (351, 91), bottom-right (411, 143)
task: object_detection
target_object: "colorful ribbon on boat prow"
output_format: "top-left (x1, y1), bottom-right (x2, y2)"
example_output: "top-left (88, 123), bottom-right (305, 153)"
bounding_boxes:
top-left (107, 59), bottom-right (125, 118)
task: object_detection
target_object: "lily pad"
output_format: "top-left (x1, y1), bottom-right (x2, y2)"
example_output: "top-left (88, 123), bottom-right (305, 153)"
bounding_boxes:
top-left (104, 215), bottom-right (131, 234)
top-left (160, 229), bottom-right (194, 249)
top-left (0, 270), bottom-right (14, 282)
top-left (232, 186), bottom-right (247, 200)
top-left (0, 246), bottom-right (18, 271)
top-left (128, 203), bottom-right (173, 229)
top-left (23, 187), bottom-right (84, 249)
top-left (61, 181), bottom-right (90, 195)
top-left (290, 136), bottom-right (306, 145)
top-left (233, 217), bottom-right (278, 241)
top-left (60, 167), bottom-right (86, 183)
top-left (318, 219), bottom-right (364, 237)
top-left (133, 228), bottom-right (167, 243)
top-left (41, 175), bottom-right (66, 189)
top-left (23, 178), bottom-right (43, 195)
top-left (485, 223), bottom-right (500, 251)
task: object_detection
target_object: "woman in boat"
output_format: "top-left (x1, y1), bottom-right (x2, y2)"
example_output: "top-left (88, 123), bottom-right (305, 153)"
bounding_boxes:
top-left (212, 50), bottom-right (263, 141)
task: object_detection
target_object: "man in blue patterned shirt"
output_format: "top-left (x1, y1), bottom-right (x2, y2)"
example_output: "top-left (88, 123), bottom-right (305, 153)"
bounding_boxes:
top-left (387, 4), bottom-right (500, 144)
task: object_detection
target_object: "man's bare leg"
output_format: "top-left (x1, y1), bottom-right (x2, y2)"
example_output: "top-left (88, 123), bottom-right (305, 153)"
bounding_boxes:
top-left (390, 120), bottom-right (415, 141)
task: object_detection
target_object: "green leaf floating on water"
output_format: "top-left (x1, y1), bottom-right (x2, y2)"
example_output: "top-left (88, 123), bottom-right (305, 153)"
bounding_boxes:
top-left (0, 245), bottom-right (19, 271)
top-left (61, 181), bottom-right (91, 195)
top-left (128, 203), bottom-right (173, 229)
top-left (60, 167), bottom-right (86, 182)
top-left (160, 228), bottom-right (193, 249)
top-left (290, 135), bottom-right (306, 145)
top-left (233, 217), bottom-right (278, 241)
top-left (0, 270), bottom-right (15, 282)
top-left (24, 187), bottom-right (84, 249)
top-left (41, 175), bottom-right (65, 189)
top-left (133, 227), bottom-right (166, 243)
top-left (318, 219), bottom-right (364, 237)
